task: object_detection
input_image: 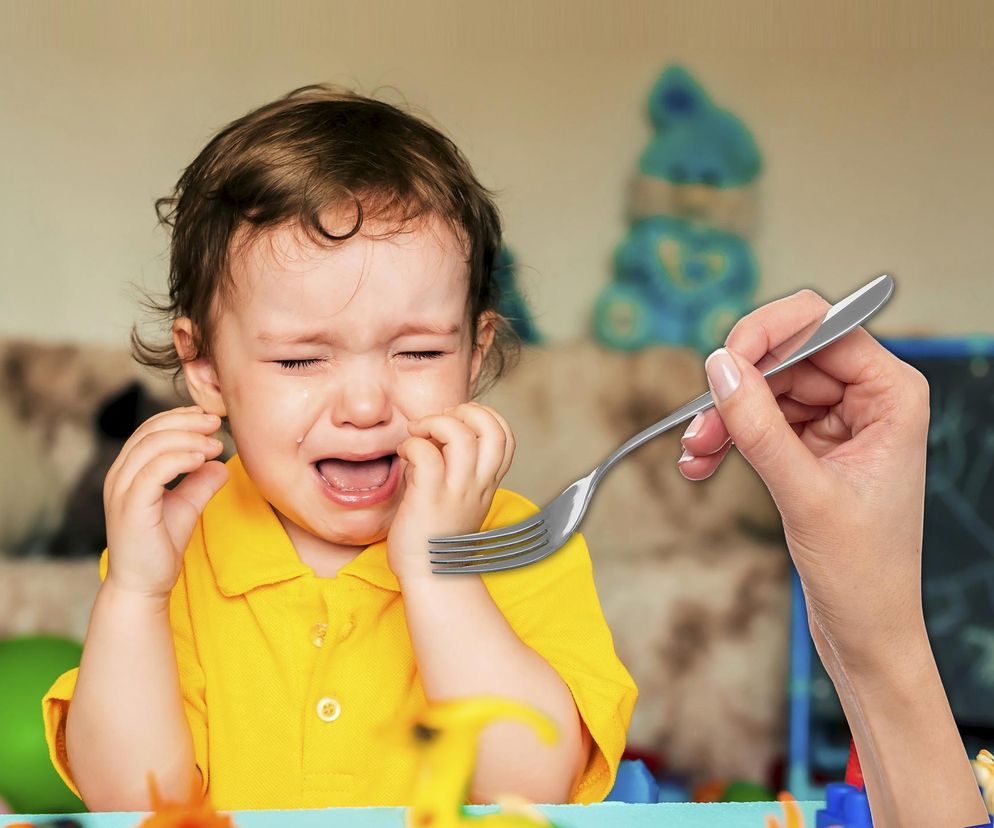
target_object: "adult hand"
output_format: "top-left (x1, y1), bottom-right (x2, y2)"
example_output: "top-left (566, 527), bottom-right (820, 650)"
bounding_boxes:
top-left (677, 288), bottom-right (930, 664)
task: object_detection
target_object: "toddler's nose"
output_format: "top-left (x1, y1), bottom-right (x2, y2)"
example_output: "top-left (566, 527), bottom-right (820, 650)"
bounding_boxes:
top-left (330, 375), bottom-right (392, 429)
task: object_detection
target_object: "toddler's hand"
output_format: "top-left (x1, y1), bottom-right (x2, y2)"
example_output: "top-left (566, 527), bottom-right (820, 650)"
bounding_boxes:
top-left (103, 405), bottom-right (228, 598)
top-left (388, 402), bottom-right (515, 582)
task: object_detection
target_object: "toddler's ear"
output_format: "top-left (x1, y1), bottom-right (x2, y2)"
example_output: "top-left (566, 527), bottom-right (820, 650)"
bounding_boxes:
top-left (469, 311), bottom-right (498, 391)
top-left (172, 318), bottom-right (227, 417)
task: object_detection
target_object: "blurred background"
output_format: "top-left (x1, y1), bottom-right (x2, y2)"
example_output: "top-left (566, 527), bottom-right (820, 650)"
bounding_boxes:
top-left (1, 0), bottom-right (992, 815)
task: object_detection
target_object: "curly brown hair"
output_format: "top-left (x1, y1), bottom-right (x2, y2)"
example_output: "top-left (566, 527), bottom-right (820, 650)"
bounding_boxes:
top-left (133, 84), bottom-right (520, 397)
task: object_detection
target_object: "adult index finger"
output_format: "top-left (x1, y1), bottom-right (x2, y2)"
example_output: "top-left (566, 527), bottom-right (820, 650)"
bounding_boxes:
top-left (724, 287), bottom-right (904, 387)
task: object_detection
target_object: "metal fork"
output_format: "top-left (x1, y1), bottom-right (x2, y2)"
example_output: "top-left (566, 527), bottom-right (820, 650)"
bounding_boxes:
top-left (429, 274), bottom-right (895, 574)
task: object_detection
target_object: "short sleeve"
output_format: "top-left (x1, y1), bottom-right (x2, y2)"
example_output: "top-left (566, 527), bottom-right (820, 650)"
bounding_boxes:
top-left (170, 559), bottom-right (211, 796)
top-left (482, 491), bottom-right (639, 804)
top-left (42, 666), bottom-right (84, 799)
top-left (41, 548), bottom-right (210, 801)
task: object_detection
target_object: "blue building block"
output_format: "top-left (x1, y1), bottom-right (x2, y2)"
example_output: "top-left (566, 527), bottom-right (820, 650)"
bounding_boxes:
top-left (656, 777), bottom-right (692, 803)
top-left (817, 781), bottom-right (994, 827)
top-left (605, 759), bottom-right (660, 803)
top-left (816, 782), bottom-right (871, 828)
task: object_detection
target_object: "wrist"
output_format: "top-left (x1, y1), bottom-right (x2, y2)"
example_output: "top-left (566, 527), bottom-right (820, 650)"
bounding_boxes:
top-left (388, 535), bottom-right (445, 586)
top-left (812, 610), bottom-right (943, 717)
top-left (397, 568), bottom-right (479, 593)
top-left (808, 600), bottom-right (929, 679)
top-left (99, 578), bottom-right (172, 614)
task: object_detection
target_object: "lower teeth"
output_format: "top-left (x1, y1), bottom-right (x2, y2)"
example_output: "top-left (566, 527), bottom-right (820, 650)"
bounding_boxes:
top-left (318, 461), bottom-right (392, 492)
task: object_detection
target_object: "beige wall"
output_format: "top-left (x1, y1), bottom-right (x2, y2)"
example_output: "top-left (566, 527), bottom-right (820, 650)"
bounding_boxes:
top-left (2, 1), bottom-right (992, 347)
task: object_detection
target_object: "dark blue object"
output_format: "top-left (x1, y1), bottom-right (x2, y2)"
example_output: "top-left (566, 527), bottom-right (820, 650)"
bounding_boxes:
top-left (816, 782), bottom-right (872, 827)
top-left (788, 334), bottom-right (994, 797)
top-left (604, 758), bottom-right (660, 803)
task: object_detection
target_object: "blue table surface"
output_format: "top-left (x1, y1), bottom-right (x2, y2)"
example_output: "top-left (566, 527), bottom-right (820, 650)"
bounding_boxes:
top-left (1, 801), bottom-right (824, 827)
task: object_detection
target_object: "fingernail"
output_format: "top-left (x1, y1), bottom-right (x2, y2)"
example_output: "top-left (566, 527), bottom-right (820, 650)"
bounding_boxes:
top-left (682, 412), bottom-right (705, 441)
top-left (678, 448), bottom-right (695, 464)
top-left (705, 348), bottom-right (740, 401)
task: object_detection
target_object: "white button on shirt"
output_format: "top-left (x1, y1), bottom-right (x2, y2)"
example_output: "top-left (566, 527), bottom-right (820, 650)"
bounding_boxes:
top-left (310, 623), bottom-right (328, 647)
top-left (316, 696), bottom-right (341, 722)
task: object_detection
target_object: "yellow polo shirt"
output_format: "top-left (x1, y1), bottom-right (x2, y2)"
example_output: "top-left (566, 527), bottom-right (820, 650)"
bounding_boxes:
top-left (42, 454), bottom-right (637, 810)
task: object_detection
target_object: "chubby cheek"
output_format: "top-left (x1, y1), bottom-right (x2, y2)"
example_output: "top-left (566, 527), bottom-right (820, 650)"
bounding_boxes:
top-left (220, 369), bottom-right (312, 455)
top-left (396, 361), bottom-right (473, 423)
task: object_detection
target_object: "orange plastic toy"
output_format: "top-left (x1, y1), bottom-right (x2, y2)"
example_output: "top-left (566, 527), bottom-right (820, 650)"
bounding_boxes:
top-left (765, 791), bottom-right (805, 828)
top-left (133, 773), bottom-right (237, 828)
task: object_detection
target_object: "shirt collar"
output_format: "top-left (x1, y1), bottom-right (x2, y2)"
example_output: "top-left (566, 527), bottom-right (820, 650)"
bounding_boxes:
top-left (204, 455), bottom-right (399, 597)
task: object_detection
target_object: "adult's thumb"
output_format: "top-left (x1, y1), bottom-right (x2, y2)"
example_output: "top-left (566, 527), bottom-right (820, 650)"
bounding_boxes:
top-left (704, 347), bottom-right (823, 508)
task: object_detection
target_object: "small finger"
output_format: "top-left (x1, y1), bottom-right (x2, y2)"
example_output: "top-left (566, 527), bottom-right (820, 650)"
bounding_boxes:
top-left (111, 429), bottom-right (224, 503)
top-left (445, 403), bottom-right (509, 485)
top-left (125, 451), bottom-right (209, 510)
top-left (168, 460), bottom-right (230, 518)
top-left (473, 403), bottom-right (516, 481)
top-left (407, 414), bottom-right (478, 490)
top-left (108, 409), bottom-right (220, 490)
top-left (396, 436), bottom-right (445, 491)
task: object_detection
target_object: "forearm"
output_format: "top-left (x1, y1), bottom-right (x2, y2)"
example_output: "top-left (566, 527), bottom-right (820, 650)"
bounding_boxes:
top-left (811, 611), bottom-right (988, 828)
top-left (401, 574), bottom-right (587, 804)
top-left (67, 581), bottom-right (200, 811)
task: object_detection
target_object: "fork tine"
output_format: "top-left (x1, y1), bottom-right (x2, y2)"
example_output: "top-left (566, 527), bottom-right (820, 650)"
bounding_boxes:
top-left (430, 532), bottom-right (549, 566)
top-left (431, 538), bottom-right (561, 574)
top-left (427, 516), bottom-right (544, 545)
top-left (429, 526), bottom-right (548, 556)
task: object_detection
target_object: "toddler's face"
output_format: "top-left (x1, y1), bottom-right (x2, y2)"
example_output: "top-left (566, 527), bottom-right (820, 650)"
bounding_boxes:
top-left (183, 211), bottom-right (491, 552)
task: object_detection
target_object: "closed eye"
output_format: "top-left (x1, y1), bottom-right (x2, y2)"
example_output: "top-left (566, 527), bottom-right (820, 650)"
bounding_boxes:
top-left (276, 358), bottom-right (325, 370)
top-left (400, 351), bottom-right (445, 361)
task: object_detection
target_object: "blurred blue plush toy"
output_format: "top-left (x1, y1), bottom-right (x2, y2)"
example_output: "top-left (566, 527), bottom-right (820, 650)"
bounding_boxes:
top-left (494, 246), bottom-right (543, 345)
top-left (595, 65), bottom-right (762, 354)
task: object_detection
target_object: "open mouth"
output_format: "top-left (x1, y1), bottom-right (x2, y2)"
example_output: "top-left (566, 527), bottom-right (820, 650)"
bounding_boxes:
top-left (314, 453), bottom-right (398, 492)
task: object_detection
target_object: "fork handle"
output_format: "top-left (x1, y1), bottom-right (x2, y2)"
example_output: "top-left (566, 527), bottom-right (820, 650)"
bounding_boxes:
top-left (590, 389), bottom-right (718, 486)
top-left (588, 274), bottom-right (894, 487)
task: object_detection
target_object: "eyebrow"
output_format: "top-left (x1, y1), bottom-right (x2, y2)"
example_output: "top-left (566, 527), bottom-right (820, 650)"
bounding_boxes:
top-left (257, 321), bottom-right (462, 345)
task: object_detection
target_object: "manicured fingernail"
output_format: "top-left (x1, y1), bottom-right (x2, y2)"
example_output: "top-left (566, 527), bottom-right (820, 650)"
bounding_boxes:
top-left (678, 449), bottom-right (695, 464)
top-left (682, 412), bottom-right (705, 441)
top-left (705, 348), bottom-right (740, 401)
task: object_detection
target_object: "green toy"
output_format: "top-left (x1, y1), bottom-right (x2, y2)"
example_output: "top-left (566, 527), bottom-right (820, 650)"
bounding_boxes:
top-left (720, 779), bottom-right (776, 802)
top-left (0, 635), bottom-right (85, 813)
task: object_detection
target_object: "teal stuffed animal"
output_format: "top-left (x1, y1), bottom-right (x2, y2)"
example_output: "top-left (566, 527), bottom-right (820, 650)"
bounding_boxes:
top-left (595, 65), bottom-right (762, 354)
top-left (495, 246), bottom-right (543, 345)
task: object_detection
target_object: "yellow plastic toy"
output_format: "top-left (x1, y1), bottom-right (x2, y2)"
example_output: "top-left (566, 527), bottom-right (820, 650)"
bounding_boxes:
top-left (972, 748), bottom-right (994, 816)
top-left (765, 791), bottom-right (805, 828)
top-left (405, 696), bottom-right (562, 828)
